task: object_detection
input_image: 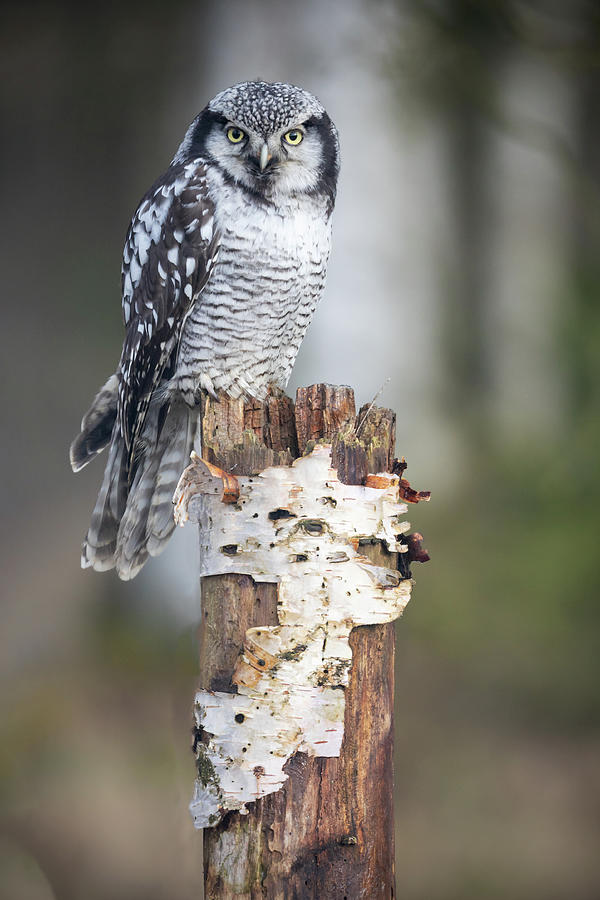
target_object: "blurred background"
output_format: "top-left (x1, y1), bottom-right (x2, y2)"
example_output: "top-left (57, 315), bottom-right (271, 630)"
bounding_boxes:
top-left (2, 1), bottom-right (599, 897)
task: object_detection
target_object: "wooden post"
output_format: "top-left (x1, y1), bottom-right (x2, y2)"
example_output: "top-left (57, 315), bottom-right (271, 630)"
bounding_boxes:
top-left (179, 384), bottom-right (427, 899)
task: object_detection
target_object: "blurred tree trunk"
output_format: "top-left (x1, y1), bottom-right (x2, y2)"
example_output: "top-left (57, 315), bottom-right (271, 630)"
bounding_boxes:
top-left (566, 6), bottom-right (600, 430)
top-left (393, 0), bottom-right (511, 451)
top-left (441, 102), bottom-right (493, 444)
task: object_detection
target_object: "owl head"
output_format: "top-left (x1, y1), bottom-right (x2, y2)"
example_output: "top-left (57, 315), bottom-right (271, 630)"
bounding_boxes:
top-left (174, 81), bottom-right (340, 206)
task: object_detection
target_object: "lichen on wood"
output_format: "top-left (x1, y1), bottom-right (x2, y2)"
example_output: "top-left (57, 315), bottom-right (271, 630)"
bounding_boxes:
top-left (175, 444), bottom-right (414, 829)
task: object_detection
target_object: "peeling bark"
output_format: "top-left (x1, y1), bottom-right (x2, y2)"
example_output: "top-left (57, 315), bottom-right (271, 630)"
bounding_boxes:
top-left (176, 447), bottom-right (411, 830)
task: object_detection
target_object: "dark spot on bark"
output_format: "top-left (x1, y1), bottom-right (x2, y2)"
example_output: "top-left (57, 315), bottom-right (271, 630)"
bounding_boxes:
top-left (220, 544), bottom-right (238, 555)
top-left (279, 643), bottom-right (308, 661)
top-left (235, 713), bottom-right (245, 723)
top-left (339, 835), bottom-right (358, 846)
top-left (191, 725), bottom-right (204, 754)
top-left (268, 507), bottom-right (297, 521)
top-left (301, 519), bottom-right (325, 535)
top-left (319, 495), bottom-right (337, 507)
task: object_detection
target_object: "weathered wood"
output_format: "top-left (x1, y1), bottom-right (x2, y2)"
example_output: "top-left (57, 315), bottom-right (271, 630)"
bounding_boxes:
top-left (199, 576), bottom-right (278, 694)
top-left (295, 383), bottom-right (356, 454)
top-left (331, 401), bottom-right (396, 487)
top-left (356, 403), bottom-right (397, 476)
top-left (200, 391), bottom-right (296, 475)
top-left (244, 388), bottom-right (299, 459)
top-left (199, 384), bottom-right (399, 899)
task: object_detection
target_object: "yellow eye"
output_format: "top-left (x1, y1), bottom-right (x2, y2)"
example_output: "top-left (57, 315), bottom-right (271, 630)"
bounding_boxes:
top-left (227, 127), bottom-right (245, 144)
top-left (283, 129), bottom-right (303, 146)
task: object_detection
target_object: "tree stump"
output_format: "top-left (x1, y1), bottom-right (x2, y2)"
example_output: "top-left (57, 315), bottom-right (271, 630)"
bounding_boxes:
top-left (175, 384), bottom-right (428, 899)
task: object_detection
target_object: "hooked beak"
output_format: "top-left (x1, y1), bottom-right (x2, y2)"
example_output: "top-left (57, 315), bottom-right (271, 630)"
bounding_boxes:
top-left (259, 142), bottom-right (271, 172)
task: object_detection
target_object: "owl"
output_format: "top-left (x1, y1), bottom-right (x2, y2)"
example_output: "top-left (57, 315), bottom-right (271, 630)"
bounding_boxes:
top-left (70, 81), bottom-right (340, 580)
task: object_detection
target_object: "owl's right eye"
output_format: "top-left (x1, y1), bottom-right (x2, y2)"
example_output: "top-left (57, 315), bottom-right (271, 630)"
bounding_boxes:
top-left (226, 127), bottom-right (246, 144)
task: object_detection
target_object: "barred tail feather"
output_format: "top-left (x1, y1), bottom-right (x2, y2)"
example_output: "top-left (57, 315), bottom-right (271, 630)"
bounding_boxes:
top-left (146, 400), bottom-right (199, 556)
top-left (70, 375), bottom-right (119, 473)
top-left (74, 375), bottom-right (198, 579)
top-left (114, 399), bottom-right (197, 580)
top-left (81, 427), bottom-right (128, 571)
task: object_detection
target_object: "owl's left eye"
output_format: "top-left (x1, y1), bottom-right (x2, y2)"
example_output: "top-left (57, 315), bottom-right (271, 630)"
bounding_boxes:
top-left (227, 127), bottom-right (246, 144)
top-left (283, 130), bottom-right (303, 146)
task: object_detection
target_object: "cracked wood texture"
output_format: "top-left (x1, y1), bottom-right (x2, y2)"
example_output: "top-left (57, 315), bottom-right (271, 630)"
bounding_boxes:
top-left (199, 385), bottom-right (397, 899)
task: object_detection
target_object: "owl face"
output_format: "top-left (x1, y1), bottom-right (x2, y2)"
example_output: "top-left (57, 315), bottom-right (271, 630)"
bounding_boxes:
top-left (177, 82), bottom-right (339, 206)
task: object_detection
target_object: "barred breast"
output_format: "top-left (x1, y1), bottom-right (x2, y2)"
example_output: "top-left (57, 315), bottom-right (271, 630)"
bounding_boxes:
top-left (175, 170), bottom-right (332, 401)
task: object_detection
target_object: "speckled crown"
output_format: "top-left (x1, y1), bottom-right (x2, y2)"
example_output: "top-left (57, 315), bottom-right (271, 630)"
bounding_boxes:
top-left (208, 81), bottom-right (326, 134)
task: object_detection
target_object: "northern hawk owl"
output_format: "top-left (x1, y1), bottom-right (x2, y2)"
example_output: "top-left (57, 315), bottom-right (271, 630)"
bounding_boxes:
top-left (70, 81), bottom-right (340, 580)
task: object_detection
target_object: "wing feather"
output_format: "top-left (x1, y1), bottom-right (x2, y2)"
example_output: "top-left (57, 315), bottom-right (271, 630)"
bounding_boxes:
top-left (117, 160), bottom-right (219, 472)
